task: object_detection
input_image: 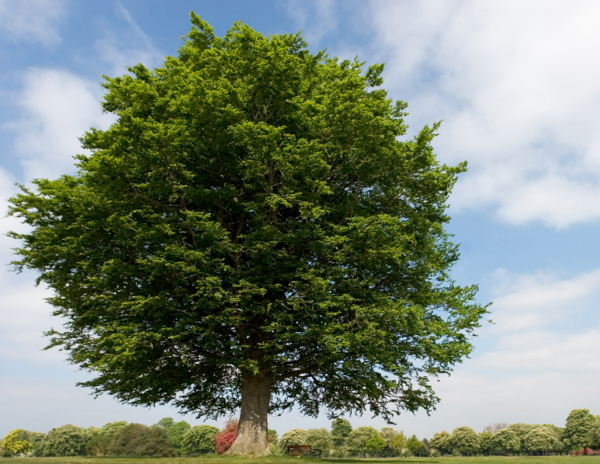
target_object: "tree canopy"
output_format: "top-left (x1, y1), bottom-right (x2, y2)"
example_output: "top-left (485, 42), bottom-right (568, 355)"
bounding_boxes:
top-left (8, 13), bottom-right (487, 455)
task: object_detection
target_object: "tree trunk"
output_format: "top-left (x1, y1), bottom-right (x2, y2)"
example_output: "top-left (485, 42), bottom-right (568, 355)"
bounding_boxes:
top-left (225, 374), bottom-right (271, 456)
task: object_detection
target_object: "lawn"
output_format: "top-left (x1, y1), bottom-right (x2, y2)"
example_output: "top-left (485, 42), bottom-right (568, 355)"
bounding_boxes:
top-left (11, 456), bottom-right (600, 464)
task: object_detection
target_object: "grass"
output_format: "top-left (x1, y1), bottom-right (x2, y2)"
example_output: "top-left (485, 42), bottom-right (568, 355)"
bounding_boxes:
top-left (9, 456), bottom-right (600, 464)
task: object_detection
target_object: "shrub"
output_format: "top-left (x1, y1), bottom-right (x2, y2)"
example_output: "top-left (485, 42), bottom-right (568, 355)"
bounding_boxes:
top-left (279, 428), bottom-right (308, 454)
top-left (181, 425), bottom-right (219, 454)
top-left (450, 426), bottom-right (480, 456)
top-left (305, 428), bottom-right (333, 454)
top-left (37, 424), bottom-right (89, 456)
top-left (107, 423), bottom-right (175, 457)
top-left (214, 419), bottom-right (238, 454)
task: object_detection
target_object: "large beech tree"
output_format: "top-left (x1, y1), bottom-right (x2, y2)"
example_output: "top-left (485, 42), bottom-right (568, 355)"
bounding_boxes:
top-left (8, 14), bottom-right (487, 456)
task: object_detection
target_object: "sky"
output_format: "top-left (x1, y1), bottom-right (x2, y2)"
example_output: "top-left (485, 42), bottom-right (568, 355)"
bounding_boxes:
top-left (1, 0), bottom-right (600, 440)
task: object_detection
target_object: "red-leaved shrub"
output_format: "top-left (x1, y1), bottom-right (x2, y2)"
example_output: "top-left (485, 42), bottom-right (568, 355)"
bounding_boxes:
top-left (214, 420), bottom-right (238, 454)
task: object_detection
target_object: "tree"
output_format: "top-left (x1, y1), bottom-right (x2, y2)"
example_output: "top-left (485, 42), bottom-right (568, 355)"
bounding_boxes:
top-left (279, 428), bottom-right (308, 454)
top-left (589, 417), bottom-right (600, 449)
top-left (37, 425), bottom-right (89, 457)
top-left (406, 435), bottom-right (427, 456)
top-left (491, 429), bottom-right (520, 455)
top-left (7, 13), bottom-right (487, 456)
top-left (522, 426), bottom-right (561, 455)
top-left (430, 431), bottom-right (452, 455)
top-left (305, 428), bottom-right (333, 454)
top-left (450, 427), bottom-right (480, 456)
top-left (181, 425), bottom-right (219, 454)
top-left (347, 427), bottom-right (380, 457)
top-left (483, 423), bottom-right (508, 434)
top-left (389, 431), bottom-right (407, 455)
top-left (479, 431), bottom-right (493, 455)
top-left (365, 432), bottom-right (387, 455)
top-left (1, 429), bottom-right (34, 456)
top-left (107, 423), bottom-right (175, 457)
top-left (331, 419), bottom-right (352, 447)
top-left (564, 409), bottom-right (595, 450)
top-left (152, 417), bottom-right (191, 450)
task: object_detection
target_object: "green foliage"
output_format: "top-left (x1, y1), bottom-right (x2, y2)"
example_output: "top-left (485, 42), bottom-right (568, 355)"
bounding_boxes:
top-left (37, 424), bottom-right (89, 457)
top-left (406, 435), bottom-right (427, 456)
top-left (107, 423), bottom-right (176, 457)
top-left (305, 428), bottom-right (332, 454)
top-left (331, 419), bottom-right (352, 447)
top-left (589, 417), bottom-right (600, 449)
top-left (347, 427), bottom-right (379, 456)
top-left (430, 430), bottom-right (452, 455)
top-left (564, 409), bottom-right (595, 450)
top-left (379, 427), bottom-right (403, 456)
top-left (181, 425), bottom-right (219, 455)
top-left (451, 427), bottom-right (480, 456)
top-left (1, 429), bottom-right (34, 456)
top-left (522, 426), bottom-right (561, 455)
top-left (389, 431), bottom-right (407, 455)
top-left (279, 429), bottom-right (308, 454)
top-left (152, 417), bottom-right (191, 450)
top-left (479, 431), bottom-right (493, 455)
top-left (492, 429), bottom-right (521, 455)
top-left (100, 421), bottom-right (130, 439)
top-left (365, 432), bottom-right (387, 454)
top-left (7, 13), bottom-right (486, 426)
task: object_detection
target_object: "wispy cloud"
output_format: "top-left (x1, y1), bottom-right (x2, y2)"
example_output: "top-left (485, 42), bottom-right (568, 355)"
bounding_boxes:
top-left (0, 0), bottom-right (68, 45)
top-left (284, 0), bottom-right (339, 46)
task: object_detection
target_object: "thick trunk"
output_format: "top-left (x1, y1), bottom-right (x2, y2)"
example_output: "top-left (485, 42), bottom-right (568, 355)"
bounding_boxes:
top-left (225, 374), bottom-right (271, 456)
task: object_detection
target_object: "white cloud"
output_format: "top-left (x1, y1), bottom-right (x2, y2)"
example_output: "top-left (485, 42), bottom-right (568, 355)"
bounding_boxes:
top-left (365, 0), bottom-right (600, 227)
top-left (95, 3), bottom-right (163, 76)
top-left (0, 0), bottom-right (68, 45)
top-left (8, 68), bottom-right (115, 181)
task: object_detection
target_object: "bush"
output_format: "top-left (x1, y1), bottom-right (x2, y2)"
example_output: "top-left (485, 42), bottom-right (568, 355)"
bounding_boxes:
top-left (214, 419), bottom-right (238, 454)
top-left (450, 426), bottom-right (480, 456)
top-left (279, 428), bottom-right (308, 454)
top-left (305, 428), bottom-right (333, 454)
top-left (37, 424), bottom-right (89, 456)
top-left (181, 425), bottom-right (219, 455)
top-left (107, 423), bottom-right (175, 457)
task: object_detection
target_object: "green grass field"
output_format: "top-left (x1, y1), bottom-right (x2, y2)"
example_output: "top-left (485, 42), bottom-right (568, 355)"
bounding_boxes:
top-left (10, 456), bottom-right (600, 464)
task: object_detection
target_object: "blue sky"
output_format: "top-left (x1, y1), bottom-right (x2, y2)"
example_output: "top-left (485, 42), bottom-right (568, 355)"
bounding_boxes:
top-left (1, 0), bottom-right (600, 439)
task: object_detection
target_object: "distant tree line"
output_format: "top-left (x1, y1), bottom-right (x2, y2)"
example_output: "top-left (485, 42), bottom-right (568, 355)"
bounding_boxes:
top-left (2, 408), bottom-right (599, 457)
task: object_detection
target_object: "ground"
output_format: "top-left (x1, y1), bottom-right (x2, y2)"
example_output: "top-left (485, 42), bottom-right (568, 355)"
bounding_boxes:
top-left (13, 456), bottom-right (600, 464)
